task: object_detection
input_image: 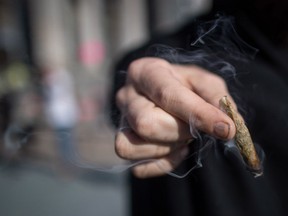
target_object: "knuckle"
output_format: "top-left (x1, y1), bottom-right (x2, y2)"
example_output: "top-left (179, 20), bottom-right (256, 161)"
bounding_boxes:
top-left (127, 60), bottom-right (142, 79)
top-left (115, 88), bottom-right (125, 108)
top-left (145, 58), bottom-right (170, 69)
top-left (144, 59), bottom-right (170, 77)
top-left (126, 96), bottom-right (137, 112)
top-left (154, 142), bottom-right (178, 158)
top-left (128, 58), bottom-right (170, 78)
top-left (154, 85), bottom-right (177, 108)
top-left (133, 165), bottom-right (150, 179)
top-left (205, 73), bottom-right (227, 87)
top-left (157, 159), bottom-right (174, 174)
top-left (133, 162), bottom-right (166, 179)
top-left (154, 145), bottom-right (171, 158)
top-left (212, 75), bottom-right (227, 87)
top-left (133, 114), bottom-right (155, 139)
top-left (132, 165), bottom-right (149, 179)
top-left (115, 133), bottom-right (133, 159)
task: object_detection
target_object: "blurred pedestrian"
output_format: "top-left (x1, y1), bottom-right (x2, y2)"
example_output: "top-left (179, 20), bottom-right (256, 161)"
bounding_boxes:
top-left (42, 67), bottom-right (79, 163)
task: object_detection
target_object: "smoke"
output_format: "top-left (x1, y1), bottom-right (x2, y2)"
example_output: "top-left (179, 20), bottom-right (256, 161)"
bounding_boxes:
top-left (163, 114), bottom-right (217, 178)
top-left (147, 16), bottom-right (258, 79)
top-left (137, 15), bottom-right (263, 178)
top-left (0, 115), bottom-right (215, 179)
top-left (224, 139), bottom-right (265, 177)
top-left (0, 16), bottom-right (263, 178)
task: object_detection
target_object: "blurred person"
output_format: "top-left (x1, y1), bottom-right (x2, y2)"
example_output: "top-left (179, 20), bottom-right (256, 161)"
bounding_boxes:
top-left (42, 67), bottom-right (79, 164)
top-left (111, 0), bottom-right (288, 216)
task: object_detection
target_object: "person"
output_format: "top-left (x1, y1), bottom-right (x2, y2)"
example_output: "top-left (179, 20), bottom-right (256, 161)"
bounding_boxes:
top-left (42, 67), bottom-right (79, 163)
top-left (111, 0), bottom-right (288, 216)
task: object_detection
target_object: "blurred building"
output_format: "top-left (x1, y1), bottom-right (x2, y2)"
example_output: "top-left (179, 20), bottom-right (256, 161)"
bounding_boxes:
top-left (0, 0), bottom-right (207, 130)
top-left (0, 0), bottom-right (211, 161)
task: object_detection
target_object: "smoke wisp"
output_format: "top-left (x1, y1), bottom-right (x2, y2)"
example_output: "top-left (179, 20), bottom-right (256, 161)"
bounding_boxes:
top-left (1, 16), bottom-right (264, 179)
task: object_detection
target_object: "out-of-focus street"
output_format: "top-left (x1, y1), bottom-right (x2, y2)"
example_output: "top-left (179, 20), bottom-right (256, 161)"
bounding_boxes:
top-left (0, 0), bottom-right (206, 215)
top-left (0, 167), bottom-right (128, 216)
top-left (0, 121), bottom-right (129, 216)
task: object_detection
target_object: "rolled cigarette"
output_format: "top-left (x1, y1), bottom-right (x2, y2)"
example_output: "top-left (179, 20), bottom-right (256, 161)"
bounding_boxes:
top-left (219, 96), bottom-right (263, 177)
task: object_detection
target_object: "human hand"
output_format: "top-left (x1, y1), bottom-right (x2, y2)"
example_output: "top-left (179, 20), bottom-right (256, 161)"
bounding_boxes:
top-left (115, 57), bottom-right (236, 178)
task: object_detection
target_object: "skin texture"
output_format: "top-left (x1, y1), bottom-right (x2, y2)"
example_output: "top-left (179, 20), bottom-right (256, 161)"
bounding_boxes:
top-left (115, 57), bottom-right (237, 178)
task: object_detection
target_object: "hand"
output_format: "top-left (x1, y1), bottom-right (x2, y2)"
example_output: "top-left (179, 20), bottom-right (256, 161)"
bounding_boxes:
top-left (115, 57), bottom-right (236, 178)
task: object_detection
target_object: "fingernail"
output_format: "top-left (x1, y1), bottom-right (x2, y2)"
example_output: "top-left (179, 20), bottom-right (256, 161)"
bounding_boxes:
top-left (213, 122), bottom-right (230, 139)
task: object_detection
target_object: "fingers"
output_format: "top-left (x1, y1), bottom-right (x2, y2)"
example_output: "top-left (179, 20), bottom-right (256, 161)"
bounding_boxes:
top-left (115, 58), bottom-right (239, 178)
top-left (132, 146), bottom-right (189, 178)
top-left (115, 128), bottom-right (190, 178)
top-left (128, 59), bottom-right (236, 140)
top-left (115, 129), bottom-right (188, 160)
top-left (178, 65), bottom-right (238, 109)
top-left (116, 85), bottom-right (191, 143)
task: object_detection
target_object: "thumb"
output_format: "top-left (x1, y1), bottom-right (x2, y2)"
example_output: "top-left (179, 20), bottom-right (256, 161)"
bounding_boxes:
top-left (189, 100), bottom-right (236, 140)
top-left (173, 65), bottom-right (237, 139)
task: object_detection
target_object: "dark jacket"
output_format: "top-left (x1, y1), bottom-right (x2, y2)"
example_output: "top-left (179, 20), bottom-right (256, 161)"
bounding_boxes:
top-left (110, 2), bottom-right (288, 216)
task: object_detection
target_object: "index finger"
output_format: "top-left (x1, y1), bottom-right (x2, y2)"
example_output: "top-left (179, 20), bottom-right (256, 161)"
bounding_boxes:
top-left (127, 58), bottom-right (236, 140)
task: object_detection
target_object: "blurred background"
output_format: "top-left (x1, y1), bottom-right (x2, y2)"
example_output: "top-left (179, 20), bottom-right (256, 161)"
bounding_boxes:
top-left (0, 0), bottom-right (211, 215)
